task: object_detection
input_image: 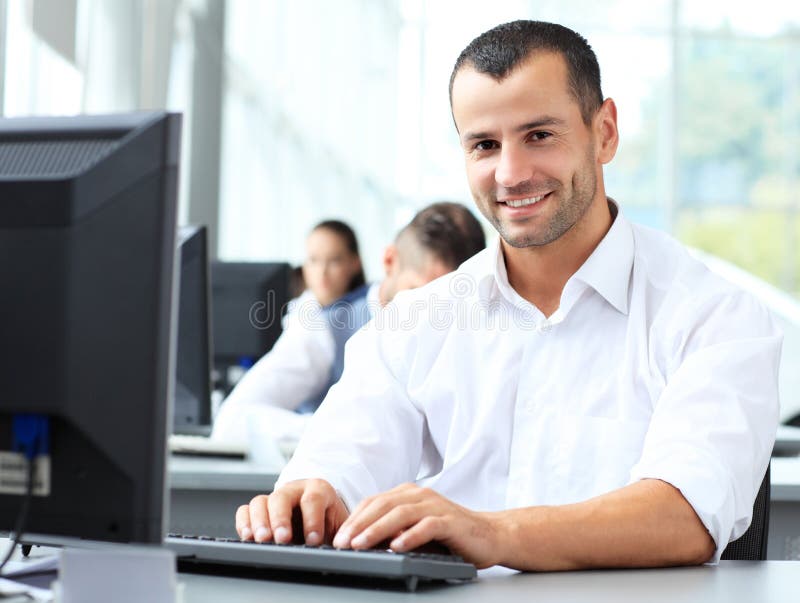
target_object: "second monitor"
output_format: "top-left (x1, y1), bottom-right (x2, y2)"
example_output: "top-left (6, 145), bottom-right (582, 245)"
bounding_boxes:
top-left (211, 261), bottom-right (290, 393)
top-left (174, 225), bottom-right (213, 434)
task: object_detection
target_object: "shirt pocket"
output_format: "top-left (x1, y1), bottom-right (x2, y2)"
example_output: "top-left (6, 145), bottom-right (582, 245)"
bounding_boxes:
top-left (543, 413), bottom-right (651, 505)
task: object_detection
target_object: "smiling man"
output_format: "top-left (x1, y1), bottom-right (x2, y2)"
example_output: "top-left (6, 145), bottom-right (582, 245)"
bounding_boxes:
top-left (235, 21), bottom-right (781, 571)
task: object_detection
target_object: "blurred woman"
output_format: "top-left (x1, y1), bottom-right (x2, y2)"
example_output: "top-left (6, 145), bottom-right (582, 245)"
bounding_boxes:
top-left (213, 220), bottom-right (366, 446)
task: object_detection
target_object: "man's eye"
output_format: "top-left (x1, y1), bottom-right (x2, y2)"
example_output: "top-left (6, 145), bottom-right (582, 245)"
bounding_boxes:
top-left (474, 140), bottom-right (497, 151)
top-left (530, 131), bottom-right (552, 141)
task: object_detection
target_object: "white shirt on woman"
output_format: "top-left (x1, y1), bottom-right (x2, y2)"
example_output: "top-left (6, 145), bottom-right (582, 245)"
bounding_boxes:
top-left (277, 203), bottom-right (781, 562)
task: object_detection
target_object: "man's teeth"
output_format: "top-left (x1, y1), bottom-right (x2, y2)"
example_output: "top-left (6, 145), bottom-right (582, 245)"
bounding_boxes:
top-left (505, 194), bottom-right (547, 208)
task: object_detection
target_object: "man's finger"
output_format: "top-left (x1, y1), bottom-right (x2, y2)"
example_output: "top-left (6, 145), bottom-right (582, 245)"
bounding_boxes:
top-left (325, 502), bottom-right (346, 545)
top-left (389, 515), bottom-right (445, 552)
top-left (268, 484), bottom-right (303, 544)
top-left (245, 495), bottom-right (272, 542)
top-left (337, 483), bottom-right (416, 537)
top-left (334, 495), bottom-right (392, 548)
top-left (299, 480), bottom-right (335, 546)
top-left (349, 503), bottom-right (425, 549)
top-left (334, 487), bottom-right (427, 548)
top-left (235, 504), bottom-right (254, 540)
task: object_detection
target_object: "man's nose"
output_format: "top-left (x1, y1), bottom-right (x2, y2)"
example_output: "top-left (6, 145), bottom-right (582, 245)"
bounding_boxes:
top-left (495, 145), bottom-right (531, 189)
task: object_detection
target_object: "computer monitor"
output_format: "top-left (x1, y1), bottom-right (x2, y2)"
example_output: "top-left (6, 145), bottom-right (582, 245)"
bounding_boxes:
top-left (210, 261), bottom-right (290, 390)
top-left (0, 112), bottom-right (180, 544)
top-left (174, 225), bottom-right (213, 434)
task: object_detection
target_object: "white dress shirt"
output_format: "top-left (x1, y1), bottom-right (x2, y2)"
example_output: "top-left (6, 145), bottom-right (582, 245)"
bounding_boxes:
top-left (277, 205), bottom-right (782, 562)
top-left (212, 284), bottom-right (381, 443)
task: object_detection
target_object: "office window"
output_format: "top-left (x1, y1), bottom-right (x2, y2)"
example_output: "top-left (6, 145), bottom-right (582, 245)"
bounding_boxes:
top-left (1, 0), bottom-right (82, 116)
top-left (674, 21), bottom-right (800, 292)
top-left (218, 0), bottom-right (402, 277)
top-left (1, 0), bottom-right (799, 289)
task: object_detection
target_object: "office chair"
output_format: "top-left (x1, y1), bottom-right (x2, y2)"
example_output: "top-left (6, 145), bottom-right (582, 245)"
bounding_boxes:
top-left (720, 464), bottom-right (770, 560)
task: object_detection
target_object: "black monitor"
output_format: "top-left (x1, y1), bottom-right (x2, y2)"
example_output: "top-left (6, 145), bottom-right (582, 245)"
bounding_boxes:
top-left (210, 261), bottom-right (290, 390)
top-left (0, 112), bottom-right (180, 544)
top-left (174, 225), bottom-right (213, 434)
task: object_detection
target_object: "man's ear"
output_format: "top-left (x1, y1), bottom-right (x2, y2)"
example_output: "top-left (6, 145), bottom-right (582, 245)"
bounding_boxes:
top-left (383, 244), bottom-right (398, 278)
top-left (595, 97), bottom-right (619, 165)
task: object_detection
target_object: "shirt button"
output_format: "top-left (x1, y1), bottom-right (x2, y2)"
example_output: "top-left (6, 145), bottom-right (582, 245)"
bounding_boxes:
top-left (539, 322), bottom-right (552, 333)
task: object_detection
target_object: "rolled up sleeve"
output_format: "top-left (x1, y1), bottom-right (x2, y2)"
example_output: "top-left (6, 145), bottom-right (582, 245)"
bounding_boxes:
top-left (630, 293), bottom-right (781, 562)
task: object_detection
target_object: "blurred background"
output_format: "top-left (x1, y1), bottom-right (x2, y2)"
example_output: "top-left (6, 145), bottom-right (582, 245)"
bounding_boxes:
top-left (2, 0), bottom-right (800, 418)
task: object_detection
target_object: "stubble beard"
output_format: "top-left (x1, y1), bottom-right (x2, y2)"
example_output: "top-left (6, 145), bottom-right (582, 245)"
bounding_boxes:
top-left (477, 153), bottom-right (598, 249)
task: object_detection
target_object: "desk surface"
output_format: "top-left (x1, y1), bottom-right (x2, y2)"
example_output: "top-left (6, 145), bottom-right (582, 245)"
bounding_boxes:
top-left (770, 456), bottom-right (800, 501)
top-left (179, 561), bottom-right (800, 603)
top-left (169, 456), bottom-right (280, 492)
top-left (775, 425), bottom-right (800, 456)
top-left (8, 542), bottom-right (800, 603)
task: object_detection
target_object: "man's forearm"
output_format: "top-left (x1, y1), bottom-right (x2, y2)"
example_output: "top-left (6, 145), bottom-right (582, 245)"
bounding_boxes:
top-left (490, 479), bottom-right (716, 571)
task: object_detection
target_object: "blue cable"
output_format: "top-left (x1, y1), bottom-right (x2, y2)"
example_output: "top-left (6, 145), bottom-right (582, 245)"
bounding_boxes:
top-left (0, 414), bottom-right (48, 574)
top-left (11, 414), bottom-right (50, 460)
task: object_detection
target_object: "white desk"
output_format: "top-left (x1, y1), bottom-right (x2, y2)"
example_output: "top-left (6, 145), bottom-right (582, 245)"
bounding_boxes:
top-left (178, 561), bottom-right (800, 602)
top-left (8, 543), bottom-right (800, 602)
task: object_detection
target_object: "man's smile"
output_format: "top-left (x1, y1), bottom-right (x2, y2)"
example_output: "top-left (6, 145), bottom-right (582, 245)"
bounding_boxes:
top-left (499, 192), bottom-right (551, 208)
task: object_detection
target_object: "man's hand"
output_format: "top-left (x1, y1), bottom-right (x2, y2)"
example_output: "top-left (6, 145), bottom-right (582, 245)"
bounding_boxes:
top-left (331, 483), bottom-right (504, 569)
top-left (236, 479), bottom-right (349, 546)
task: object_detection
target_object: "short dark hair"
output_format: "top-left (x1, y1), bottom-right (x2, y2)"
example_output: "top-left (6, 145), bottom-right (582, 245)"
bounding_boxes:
top-left (449, 20), bottom-right (603, 125)
top-left (399, 202), bottom-right (486, 270)
top-left (311, 219), bottom-right (366, 292)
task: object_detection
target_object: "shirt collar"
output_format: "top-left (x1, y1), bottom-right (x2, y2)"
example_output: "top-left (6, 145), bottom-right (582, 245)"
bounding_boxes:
top-left (570, 199), bottom-right (633, 315)
top-left (474, 198), bottom-right (634, 315)
top-left (459, 239), bottom-right (505, 304)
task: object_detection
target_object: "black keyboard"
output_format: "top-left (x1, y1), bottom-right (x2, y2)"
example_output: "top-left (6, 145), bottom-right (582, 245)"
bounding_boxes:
top-left (165, 533), bottom-right (477, 591)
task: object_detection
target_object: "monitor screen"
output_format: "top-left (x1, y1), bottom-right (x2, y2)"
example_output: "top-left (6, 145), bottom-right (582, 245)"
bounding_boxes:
top-left (210, 261), bottom-right (289, 386)
top-left (0, 112), bottom-right (180, 544)
top-left (174, 225), bottom-right (213, 434)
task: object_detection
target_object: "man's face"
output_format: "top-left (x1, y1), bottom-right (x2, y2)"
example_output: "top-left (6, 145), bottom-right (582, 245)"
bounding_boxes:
top-left (451, 52), bottom-right (601, 249)
top-left (381, 245), bottom-right (450, 305)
